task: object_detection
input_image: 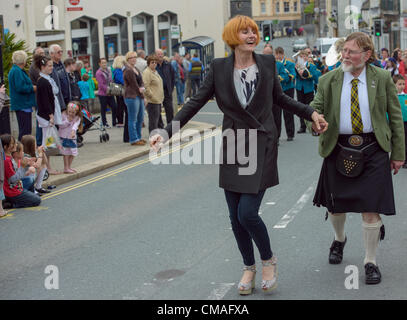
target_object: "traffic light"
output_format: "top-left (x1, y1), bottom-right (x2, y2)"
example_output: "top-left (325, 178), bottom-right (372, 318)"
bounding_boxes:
top-left (374, 20), bottom-right (382, 37)
top-left (263, 24), bottom-right (270, 42)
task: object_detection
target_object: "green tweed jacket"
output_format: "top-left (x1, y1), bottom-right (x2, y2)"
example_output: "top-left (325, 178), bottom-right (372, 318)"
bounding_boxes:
top-left (309, 64), bottom-right (405, 161)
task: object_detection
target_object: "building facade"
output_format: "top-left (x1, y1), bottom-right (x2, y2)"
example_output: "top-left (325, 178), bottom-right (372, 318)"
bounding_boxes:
top-left (0, 0), bottom-right (230, 67)
top-left (230, 0), bottom-right (252, 17)
top-left (252, 0), bottom-right (302, 34)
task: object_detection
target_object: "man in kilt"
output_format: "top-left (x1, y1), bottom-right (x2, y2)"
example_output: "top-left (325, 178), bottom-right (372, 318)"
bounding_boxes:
top-left (310, 32), bottom-right (405, 285)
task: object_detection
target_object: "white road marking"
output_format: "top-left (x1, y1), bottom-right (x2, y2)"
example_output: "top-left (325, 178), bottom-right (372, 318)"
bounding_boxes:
top-left (273, 183), bottom-right (315, 229)
top-left (207, 283), bottom-right (235, 300)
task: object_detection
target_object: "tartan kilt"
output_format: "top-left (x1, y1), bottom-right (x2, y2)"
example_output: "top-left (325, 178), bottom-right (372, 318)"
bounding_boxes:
top-left (313, 138), bottom-right (396, 215)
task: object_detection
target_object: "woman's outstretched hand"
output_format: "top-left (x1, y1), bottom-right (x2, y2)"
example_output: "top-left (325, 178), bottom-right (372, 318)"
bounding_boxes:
top-left (311, 112), bottom-right (328, 134)
top-left (150, 133), bottom-right (165, 152)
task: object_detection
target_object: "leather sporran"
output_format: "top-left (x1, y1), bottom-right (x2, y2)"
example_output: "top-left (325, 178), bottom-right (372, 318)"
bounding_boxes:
top-left (335, 144), bottom-right (364, 178)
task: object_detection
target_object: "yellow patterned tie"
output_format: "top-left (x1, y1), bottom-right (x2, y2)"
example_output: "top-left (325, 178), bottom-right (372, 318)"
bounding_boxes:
top-left (351, 78), bottom-right (363, 134)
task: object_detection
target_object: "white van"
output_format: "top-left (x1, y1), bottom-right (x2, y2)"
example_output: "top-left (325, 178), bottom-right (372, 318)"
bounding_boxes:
top-left (315, 37), bottom-right (340, 57)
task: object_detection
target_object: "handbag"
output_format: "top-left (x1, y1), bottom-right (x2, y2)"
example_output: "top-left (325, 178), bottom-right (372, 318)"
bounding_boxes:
top-left (107, 82), bottom-right (124, 96)
top-left (335, 142), bottom-right (377, 178)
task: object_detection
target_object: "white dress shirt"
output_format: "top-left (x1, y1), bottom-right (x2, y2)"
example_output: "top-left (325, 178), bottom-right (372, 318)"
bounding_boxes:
top-left (339, 67), bottom-right (373, 134)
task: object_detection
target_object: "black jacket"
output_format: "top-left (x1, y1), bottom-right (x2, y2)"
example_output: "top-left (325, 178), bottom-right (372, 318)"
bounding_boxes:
top-left (51, 61), bottom-right (69, 110)
top-left (36, 77), bottom-right (55, 121)
top-left (165, 53), bottom-right (315, 194)
top-left (156, 60), bottom-right (175, 97)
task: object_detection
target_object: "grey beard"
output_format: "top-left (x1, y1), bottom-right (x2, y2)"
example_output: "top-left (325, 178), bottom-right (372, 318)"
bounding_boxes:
top-left (341, 61), bottom-right (365, 73)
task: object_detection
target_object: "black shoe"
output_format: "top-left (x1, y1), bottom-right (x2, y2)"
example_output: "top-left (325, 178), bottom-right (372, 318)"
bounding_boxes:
top-left (2, 201), bottom-right (13, 209)
top-left (365, 263), bottom-right (381, 285)
top-left (35, 187), bottom-right (51, 194)
top-left (297, 128), bottom-right (306, 134)
top-left (287, 137), bottom-right (294, 141)
top-left (77, 142), bottom-right (84, 148)
top-left (47, 185), bottom-right (57, 190)
top-left (329, 237), bottom-right (347, 264)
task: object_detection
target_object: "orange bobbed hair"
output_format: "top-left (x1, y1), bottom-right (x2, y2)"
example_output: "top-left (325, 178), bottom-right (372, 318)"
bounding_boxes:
top-left (222, 15), bottom-right (260, 51)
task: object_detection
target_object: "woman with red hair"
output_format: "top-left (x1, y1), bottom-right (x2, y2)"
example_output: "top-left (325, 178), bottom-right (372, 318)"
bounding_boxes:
top-left (150, 15), bottom-right (327, 295)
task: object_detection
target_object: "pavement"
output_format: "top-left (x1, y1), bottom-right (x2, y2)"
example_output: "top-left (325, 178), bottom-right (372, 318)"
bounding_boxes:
top-left (42, 111), bottom-right (216, 188)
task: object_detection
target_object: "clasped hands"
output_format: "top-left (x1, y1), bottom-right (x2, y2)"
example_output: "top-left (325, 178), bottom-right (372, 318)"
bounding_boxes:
top-left (311, 111), bottom-right (328, 134)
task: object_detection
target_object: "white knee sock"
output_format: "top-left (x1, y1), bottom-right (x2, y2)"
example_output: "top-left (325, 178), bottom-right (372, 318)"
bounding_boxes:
top-left (363, 220), bottom-right (382, 266)
top-left (329, 212), bottom-right (346, 242)
top-left (35, 168), bottom-right (47, 190)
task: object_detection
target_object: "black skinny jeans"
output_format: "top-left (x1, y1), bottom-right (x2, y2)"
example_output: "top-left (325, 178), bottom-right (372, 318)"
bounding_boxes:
top-left (98, 95), bottom-right (118, 126)
top-left (224, 189), bottom-right (273, 266)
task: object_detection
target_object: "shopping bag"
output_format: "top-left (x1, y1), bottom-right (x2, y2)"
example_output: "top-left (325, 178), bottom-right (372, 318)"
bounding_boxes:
top-left (44, 126), bottom-right (62, 150)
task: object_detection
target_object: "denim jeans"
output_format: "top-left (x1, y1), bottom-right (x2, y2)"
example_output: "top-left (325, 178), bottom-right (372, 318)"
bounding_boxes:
top-left (21, 175), bottom-right (35, 192)
top-left (224, 189), bottom-right (272, 266)
top-left (124, 97), bottom-right (144, 143)
top-left (190, 77), bottom-right (201, 97)
top-left (7, 190), bottom-right (41, 208)
top-left (175, 80), bottom-right (185, 105)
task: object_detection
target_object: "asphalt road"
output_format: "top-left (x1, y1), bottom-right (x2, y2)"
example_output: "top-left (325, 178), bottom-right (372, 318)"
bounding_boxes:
top-left (1, 100), bottom-right (406, 300)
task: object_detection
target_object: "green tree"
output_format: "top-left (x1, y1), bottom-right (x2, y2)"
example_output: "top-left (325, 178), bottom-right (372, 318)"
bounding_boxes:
top-left (1, 32), bottom-right (32, 93)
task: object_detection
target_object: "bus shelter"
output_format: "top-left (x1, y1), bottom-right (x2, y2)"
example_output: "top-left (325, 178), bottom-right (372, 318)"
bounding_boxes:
top-left (172, 36), bottom-right (215, 78)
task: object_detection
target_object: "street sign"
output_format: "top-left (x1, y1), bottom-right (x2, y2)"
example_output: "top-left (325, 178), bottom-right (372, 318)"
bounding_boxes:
top-left (66, 0), bottom-right (83, 11)
top-left (170, 25), bottom-right (180, 39)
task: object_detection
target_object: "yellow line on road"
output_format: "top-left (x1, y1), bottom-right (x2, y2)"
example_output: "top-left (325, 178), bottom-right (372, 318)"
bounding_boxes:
top-left (41, 128), bottom-right (221, 200)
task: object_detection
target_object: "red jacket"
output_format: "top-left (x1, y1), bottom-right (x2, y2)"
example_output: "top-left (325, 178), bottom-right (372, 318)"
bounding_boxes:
top-left (3, 155), bottom-right (23, 198)
top-left (399, 61), bottom-right (407, 92)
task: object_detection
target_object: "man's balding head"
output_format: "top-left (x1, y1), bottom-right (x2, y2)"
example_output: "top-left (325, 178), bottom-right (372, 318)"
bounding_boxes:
top-left (263, 46), bottom-right (273, 55)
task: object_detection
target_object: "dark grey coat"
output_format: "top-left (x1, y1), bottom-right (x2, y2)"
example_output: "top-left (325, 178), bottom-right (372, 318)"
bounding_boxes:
top-left (165, 53), bottom-right (315, 194)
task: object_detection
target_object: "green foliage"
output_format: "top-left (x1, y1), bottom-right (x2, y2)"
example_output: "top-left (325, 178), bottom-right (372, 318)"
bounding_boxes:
top-left (1, 32), bottom-right (32, 94)
top-left (304, 2), bottom-right (315, 14)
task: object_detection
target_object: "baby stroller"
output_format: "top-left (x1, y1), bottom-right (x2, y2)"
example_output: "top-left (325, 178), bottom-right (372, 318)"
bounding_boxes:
top-left (77, 104), bottom-right (110, 144)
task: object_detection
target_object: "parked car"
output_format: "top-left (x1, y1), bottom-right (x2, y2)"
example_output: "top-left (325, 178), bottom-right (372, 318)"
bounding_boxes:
top-left (293, 38), bottom-right (308, 52)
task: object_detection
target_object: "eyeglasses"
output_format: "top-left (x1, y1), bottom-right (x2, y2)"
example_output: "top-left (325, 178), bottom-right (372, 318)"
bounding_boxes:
top-left (341, 49), bottom-right (365, 56)
top-left (57, 50), bottom-right (63, 54)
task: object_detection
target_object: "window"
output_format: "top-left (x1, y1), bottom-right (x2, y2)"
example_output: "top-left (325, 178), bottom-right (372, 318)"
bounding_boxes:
top-left (103, 18), bottom-right (118, 27)
top-left (71, 20), bottom-right (87, 29)
top-left (134, 16), bottom-right (145, 25)
top-left (158, 15), bottom-right (169, 23)
top-left (276, 2), bottom-right (280, 13)
top-left (294, 1), bottom-right (298, 12)
top-left (284, 2), bottom-right (289, 12)
top-left (261, 2), bottom-right (266, 14)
